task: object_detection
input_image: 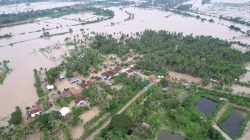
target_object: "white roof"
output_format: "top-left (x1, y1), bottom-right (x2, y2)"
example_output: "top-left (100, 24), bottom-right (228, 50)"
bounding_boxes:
top-left (46, 85), bottom-right (54, 90)
top-left (60, 107), bottom-right (70, 116)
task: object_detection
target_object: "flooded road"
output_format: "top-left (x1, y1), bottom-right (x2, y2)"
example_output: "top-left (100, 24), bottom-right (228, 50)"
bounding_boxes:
top-left (0, 3), bottom-right (250, 124)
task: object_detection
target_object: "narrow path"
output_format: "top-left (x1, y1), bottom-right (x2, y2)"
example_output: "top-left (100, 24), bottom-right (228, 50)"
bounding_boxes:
top-left (212, 122), bottom-right (232, 140)
top-left (86, 83), bottom-right (155, 140)
top-left (215, 99), bottom-right (229, 122)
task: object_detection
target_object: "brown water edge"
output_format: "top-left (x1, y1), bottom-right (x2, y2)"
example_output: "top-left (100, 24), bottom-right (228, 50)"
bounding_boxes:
top-left (0, 4), bottom-right (249, 126)
top-left (0, 37), bottom-right (72, 126)
top-left (240, 63), bottom-right (250, 83)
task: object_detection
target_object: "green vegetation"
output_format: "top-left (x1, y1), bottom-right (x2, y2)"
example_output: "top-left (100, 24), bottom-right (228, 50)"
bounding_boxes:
top-left (83, 74), bottom-right (146, 111)
top-left (219, 16), bottom-right (250, 26)
top-left (139, 0), bottom-right (186, 8)
top-left (0, 60), bottom-right (10, 84)
top-left (46, 66), bottom-right (63, 84)
top-left (91, 30), bottom-right (250, 84)
top-left (34, 69), bottom-right (45, 97)
top-left (8, 107), bottom-right (22, 125)
top-left (177, 4), bottom-right (192, 11)
top-left (197, 88), bottom-right (250, 108)
top-left (100, 114), bottom-right (135, 138)
top-left (81, 74), bottom-right (147, 138)
top-left (46, 48), bottom-right (103, 85)
top-left (217, 105), bottom-right (232, 124)
top-left (0, 4), bottom-right (114, 27)
top-left (97, 84), bottom-right (225, 139)
top-left (64, 48), bottom-right (103, 77)
top-left (202, 0), bottom-right (211, 4)
top-left (0, 33), bottom-right (12, 39)
top-left (229, 25), bottom-right (241, 31)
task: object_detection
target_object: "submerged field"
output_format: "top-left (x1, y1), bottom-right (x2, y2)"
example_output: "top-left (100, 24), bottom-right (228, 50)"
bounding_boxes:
top-left (0, 0), bottom-right (250, 139)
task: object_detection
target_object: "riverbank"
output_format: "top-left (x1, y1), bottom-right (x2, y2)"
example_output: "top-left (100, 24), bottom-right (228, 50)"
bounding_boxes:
top-left (0, 60), bottom-right (10, 84)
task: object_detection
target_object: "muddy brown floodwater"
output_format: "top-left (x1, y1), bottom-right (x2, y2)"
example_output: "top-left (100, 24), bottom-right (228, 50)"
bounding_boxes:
top-left (0, 2), bottom-right (249, 125)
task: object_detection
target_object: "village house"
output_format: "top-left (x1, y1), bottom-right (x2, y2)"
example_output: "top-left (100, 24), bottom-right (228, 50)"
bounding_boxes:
top-left (101, 71), bottom-right (114, 80)
top-left (61, 88), bottom-right (73, 98)
top-left (69, 77), bottom-right (79, 84)
top-left (75, 96), bottom-right (87, 106)
top-left (94, 76), bottom-right (101, 81)
top-left (86, 80), bottom-right (94, 87)
top-left (46, 85), bottom-right (54, 91)
top-left (27, 105), bottom-right (42, 118)
top-left (60, 107), bottom-right (70, 117)
top-left (79, 82), bottom-right (88, 89)
top-left (165, 76), bottom-right (172, 81)
top-left (59, 71), bottom-right (66, 79)
top-left (88, 67), bottom-right (98, 73)
top-left (51, 92), bottom-right (60, 102)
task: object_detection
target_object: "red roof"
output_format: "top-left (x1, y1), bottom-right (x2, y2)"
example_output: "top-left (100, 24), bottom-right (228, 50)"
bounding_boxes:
top-left (165, 76), bottom-right (172, 81)
top-left (79, 82), bottom-right (88, 88)
top-left (28, 105), bottom-right (42, 115)
top-left (75, 96), bottom-right (86, 104)
top-left (94, 76), bottom-right (101, 81)
top-left (87, 80), bottom-right (94, 86)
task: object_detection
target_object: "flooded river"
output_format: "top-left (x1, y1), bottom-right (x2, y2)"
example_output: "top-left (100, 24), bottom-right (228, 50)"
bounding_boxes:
top-left (0, 2), bottom-right (250, 124)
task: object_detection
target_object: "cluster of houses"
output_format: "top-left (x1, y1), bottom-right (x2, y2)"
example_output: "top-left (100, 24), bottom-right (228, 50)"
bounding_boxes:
top-left (101, 66), bottom-right (135, 81)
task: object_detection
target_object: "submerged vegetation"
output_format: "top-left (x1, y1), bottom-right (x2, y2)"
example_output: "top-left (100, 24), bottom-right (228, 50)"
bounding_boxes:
top-left (0, 4), bottom-right (114, 27)
top-left (91, 30), bottom-right (250, 84)
top-left (0, 60), bottom-right (10, 84)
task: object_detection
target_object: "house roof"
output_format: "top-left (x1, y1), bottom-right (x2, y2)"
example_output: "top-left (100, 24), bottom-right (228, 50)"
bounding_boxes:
top-left (75, 96), bottom-right (87, 104)
top-left (46, 85), bottom-right (54, 90)
top-left (69, 77), bottom-right (79, 83)
top-left (165, 76), bottom-right (172, 81)
top-left (79, 82), bottom-right (88, 88)
top-left (61, 88), bottom-right (73, 97)
top-left (28, 105), bottom-right (42, 115)
top-left (60, 107), bottom-right (70, 116)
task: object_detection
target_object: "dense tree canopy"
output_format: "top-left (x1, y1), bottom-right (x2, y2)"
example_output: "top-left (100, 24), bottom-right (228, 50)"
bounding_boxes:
top-left (91, 30), bottom-right (250, 84)
top-left (8, 106), bottom-right (22, 125)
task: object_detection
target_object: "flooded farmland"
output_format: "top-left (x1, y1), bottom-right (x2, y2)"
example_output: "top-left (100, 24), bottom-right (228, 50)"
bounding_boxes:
top-left (0, 1), bottom-right (250, 125)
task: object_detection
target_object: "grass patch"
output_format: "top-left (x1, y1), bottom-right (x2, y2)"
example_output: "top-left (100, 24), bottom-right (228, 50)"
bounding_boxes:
top-left (0, 60), bottom-right (10, 84)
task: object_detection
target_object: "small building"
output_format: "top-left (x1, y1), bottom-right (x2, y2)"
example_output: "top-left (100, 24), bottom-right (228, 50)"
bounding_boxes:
top-left (183, 83), bottom-right (191, 89)
top-left (114, 66), bottom-right (122, 73)
top-left (46, 85), bottom-right (54, 91)
top-left (69, 77), bottom-right (79, 84)
top-left (165, 76), bottom-right (172, 81)
top-left (79, 82), bottom-right (88, 89)
top-left (51, 93), bottom-right (60, 102)
top-left (162, 87), bottom-right (169, 92)
top-left (94, 76), bottom-right (101, 81)
top-left (60, 107), bottom-right (70, 117)
top-left (61, 88), bottom-right (73, 98)
top-left (210, 78), bottom-right (219, 83)
top-left (27, 105), bottom-right (42, 118)
top-left (75, 96), bottom-right (87, 106)
top-left (86, 80), bottom-right (94, 87)
top-left (59, 71), bottom-right (66, 79)
top-left (101, 71), bottom-right (114, 80)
